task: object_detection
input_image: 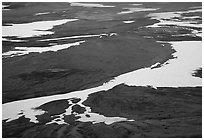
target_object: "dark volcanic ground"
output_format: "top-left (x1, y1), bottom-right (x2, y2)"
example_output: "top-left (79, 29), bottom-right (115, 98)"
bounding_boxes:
top-left (2, 2), bottom-right (202, 138)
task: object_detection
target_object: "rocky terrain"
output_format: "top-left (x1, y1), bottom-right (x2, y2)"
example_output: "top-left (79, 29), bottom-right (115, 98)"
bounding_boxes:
top-left (3, 84), bottom-right (201, 137)
top-left (2, 2), bottom-right (202, 138)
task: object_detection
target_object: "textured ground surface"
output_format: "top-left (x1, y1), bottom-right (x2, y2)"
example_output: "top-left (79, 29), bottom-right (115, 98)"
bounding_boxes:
top-left (2, 2), bottom-right (202, 138)
top-left (3, 85), bottom-right (201, 138)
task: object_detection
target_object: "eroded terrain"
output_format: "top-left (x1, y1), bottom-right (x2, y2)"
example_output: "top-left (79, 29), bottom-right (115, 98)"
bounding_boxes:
top-left (2, 2), bottom-right (202, 138)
